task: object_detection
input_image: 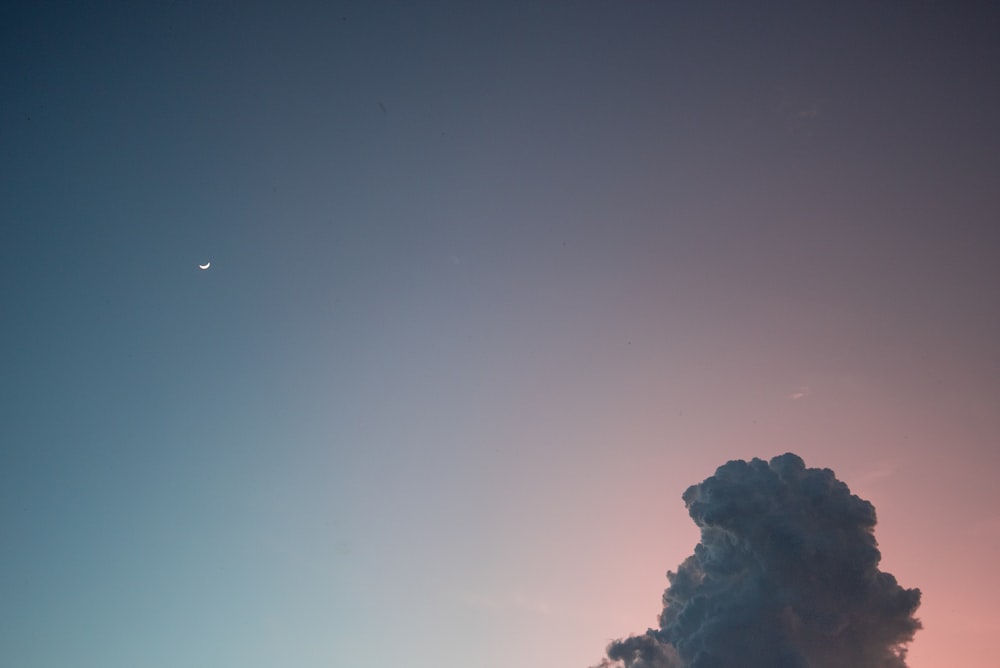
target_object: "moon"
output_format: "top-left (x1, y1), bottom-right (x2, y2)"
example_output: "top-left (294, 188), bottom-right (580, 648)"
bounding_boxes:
top-left (199, 261), bottom-right (211, 270)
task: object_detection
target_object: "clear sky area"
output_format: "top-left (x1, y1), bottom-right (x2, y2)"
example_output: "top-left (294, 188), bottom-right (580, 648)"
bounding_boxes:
top-left (2, 2), bottom-right (998, 667)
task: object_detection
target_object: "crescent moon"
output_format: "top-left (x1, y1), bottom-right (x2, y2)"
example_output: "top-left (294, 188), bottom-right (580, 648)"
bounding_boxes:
top-left (199, 261), bottom-right (211, 270)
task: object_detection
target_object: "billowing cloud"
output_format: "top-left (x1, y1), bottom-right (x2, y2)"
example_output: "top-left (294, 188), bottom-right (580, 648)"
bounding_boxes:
top-left (593, 454), bottom-right (921, 668)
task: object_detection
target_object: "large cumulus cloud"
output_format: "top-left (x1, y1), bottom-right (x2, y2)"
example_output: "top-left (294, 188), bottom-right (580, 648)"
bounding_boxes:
top-left (595, 453), bottom-right (921, 668)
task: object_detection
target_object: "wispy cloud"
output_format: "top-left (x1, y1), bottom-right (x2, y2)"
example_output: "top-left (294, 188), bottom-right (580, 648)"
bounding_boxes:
top-left (452, 587), bottom-right (582, 620)
top-left (854, 461), bottom-right (899, 485)
top-left (789, 385), bottom-right (810, 400)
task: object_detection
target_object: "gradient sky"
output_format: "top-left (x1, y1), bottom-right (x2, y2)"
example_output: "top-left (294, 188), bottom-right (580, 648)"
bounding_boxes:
top-left (2, 2), bottom-right (999, 667)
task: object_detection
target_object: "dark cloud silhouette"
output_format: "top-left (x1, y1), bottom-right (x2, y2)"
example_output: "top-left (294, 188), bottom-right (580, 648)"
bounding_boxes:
top-left (594, 453), bottom-right (921, 668)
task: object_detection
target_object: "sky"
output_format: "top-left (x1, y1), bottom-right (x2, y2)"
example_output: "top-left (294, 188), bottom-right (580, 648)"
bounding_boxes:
top-left (1, 1), bottom-right (999, 666)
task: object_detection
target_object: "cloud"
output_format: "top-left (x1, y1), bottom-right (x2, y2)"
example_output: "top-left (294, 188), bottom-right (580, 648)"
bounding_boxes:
top-left (789, 386), bottom-right (810, 400)
top-left (593, 453), bottom-right (922, 668)
top-left (854, 460), bottom-right (899, 486)
top-left (456, 587), bottom-right (575, 620)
